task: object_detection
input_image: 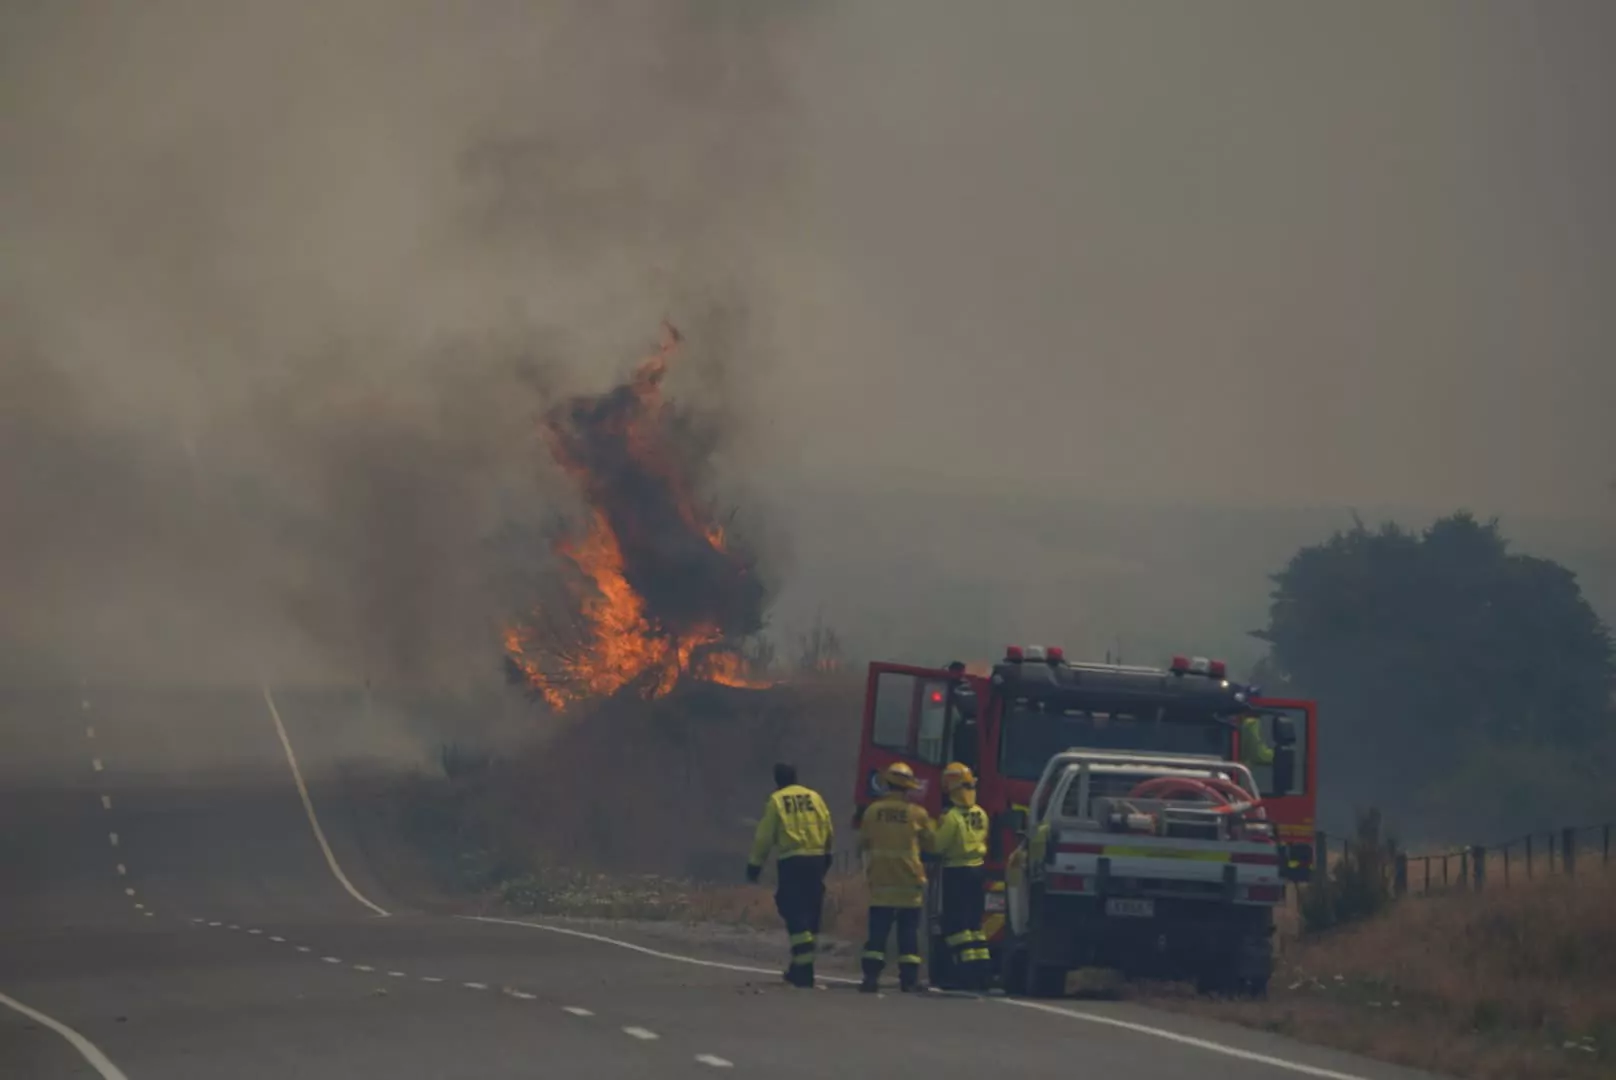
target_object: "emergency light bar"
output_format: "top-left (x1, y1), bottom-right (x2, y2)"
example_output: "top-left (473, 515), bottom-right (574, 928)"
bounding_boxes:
top-left (1169, 655), bottom-right (1229, 679)
top-left (1004, 644), bottom-right (1065, 664)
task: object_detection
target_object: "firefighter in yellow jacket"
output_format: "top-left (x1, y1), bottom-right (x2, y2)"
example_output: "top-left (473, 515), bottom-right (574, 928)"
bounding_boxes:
top-left (747, 762), bottom-right (834, 988)
top-left (935, 762), bottom-right (992, 990)
top-left (856, 761), bottom-right (936, 993)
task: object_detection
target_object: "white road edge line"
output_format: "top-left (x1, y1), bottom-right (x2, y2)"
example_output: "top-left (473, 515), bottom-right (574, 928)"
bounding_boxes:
top-left (0, 989), bottom-right (131, 1080)
top-left (260, 685), bottom-right (390, 917)
top-left (459, 916), bottom-right (1373, 1080)
top-left (997, 998), bottom-right (1372, 1080)
top-left (622, 1026), bottom-right (659, 1041)
top-left (695, 1054), bottom-right (734, 1068)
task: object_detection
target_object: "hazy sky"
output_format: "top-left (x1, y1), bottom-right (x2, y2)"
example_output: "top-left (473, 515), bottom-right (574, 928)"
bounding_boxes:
top-left (2, 1), bottom-right (1610, 683)
top-left (753, 0), bottom-right (1614, 518)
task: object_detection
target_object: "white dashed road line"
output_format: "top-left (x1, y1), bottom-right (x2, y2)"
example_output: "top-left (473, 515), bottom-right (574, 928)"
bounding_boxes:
top-left (260, 685), bottom-right (390, 918)
top-left (0, 990), bottom-right (130, 1080)
top-left (321, 957), bottom-right (342, 965)
top-left (116, 864), bottom-right (127, 876)
top-left (503, 989), bottom-right (538, 1001)
top-left (420, 976), bottom-right (444, 984)
top-left (295, 946), bottom-right (312, 953)
top-left (354, 965), bottom-right (375, 973)
top-left (461, 915), bottom-right (1374, 1080)
top-left (622, 1026), bottom-right (659, 1041)
top-left (563, 1006), bottom-right (594, 1017)
top-left (91, 758), bottom-right (103, 772)
top-left (108, 832), bottom-right (118, 847)
top-left (695, 1054), bottom-right (734, 1068)
top-left (85, 726), bottom-right (95, 739)
top-left (462, 982), bottom-right (488, 991)
top-left (269, 936), bottom-right (286, 943)
top-left (101, 795), bottom-right (112, 810)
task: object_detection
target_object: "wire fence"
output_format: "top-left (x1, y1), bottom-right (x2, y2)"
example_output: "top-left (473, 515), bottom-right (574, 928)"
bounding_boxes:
top-left (1312, 821), bottom-right (1616, 896)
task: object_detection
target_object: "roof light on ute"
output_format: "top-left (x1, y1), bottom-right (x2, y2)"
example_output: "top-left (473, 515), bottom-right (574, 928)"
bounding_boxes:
top-left (1208, 659), bottom-right (1227, 678)
top-left (1005, 645), bottom-right (1025, 662)
top-left (1046, 646), bottom-right (1065, 663)
top-left (1188, 656), bottom-right (1212, 675)
top-left (1169, 654), bottom-right (1191, 674)
top-left (1023, 645), bottom-right (1047, 661)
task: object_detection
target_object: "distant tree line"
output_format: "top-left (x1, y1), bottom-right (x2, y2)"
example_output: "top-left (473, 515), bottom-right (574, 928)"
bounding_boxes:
top-left (1250, 511), bottom-right (1615, 841)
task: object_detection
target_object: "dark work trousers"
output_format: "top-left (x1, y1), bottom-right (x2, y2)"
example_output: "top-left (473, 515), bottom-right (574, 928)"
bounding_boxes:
top-left (860, 906), bottom-right (923, 990)
top-left (775, 854), bottom-right (829, 986)
top-left (940, 865), bottom-right (990, 989)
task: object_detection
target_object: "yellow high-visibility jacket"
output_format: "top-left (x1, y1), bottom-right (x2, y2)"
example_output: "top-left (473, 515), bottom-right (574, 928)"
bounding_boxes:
top-left (748, 784), bottom-right (834, 868)
top-left (935, 802), bottom-right (989, 869)
top-left (857, 793), bottom-right (936, 908)
top-left (1240, 715), bottom-right (1274, 766)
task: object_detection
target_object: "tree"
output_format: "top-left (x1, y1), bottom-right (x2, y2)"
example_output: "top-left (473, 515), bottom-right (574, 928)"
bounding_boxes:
top-left (1252, 512), bottom-right (1614, 834)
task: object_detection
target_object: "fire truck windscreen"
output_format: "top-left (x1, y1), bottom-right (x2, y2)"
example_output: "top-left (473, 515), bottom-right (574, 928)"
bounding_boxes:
top-left (998, 702), bottom-right (1233, 780)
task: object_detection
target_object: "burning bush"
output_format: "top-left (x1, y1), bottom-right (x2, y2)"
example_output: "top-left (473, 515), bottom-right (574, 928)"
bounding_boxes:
top-left (503, 323), bottom-right (770, 711)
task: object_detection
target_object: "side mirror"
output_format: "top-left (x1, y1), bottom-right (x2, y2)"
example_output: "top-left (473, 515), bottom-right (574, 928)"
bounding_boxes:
top-left (1272, 715), bottom-right (1297, 747)
top-left (1273, 746), bottom-right (1297, 794)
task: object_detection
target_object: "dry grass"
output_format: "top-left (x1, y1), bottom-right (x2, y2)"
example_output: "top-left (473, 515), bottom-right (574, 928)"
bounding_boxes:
top-left (1142, 870), bottom-right (1616, 1079)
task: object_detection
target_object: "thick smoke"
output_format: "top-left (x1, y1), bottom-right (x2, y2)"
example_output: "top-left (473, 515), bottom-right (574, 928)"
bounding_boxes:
top-left (0, 2), bottom-right (812, 687)
top-left (543, 324), bottom-right (766, 642)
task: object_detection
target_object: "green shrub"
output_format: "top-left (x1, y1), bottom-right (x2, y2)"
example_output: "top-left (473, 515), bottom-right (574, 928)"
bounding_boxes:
top-left (1301, 808), bottom-right (1399, 933)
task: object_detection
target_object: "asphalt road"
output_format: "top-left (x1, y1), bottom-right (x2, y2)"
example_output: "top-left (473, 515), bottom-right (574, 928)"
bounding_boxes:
top-left (0, 684), bottom-right (1439, 1080)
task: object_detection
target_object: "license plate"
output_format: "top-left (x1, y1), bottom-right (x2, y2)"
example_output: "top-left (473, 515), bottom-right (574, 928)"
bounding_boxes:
top-left (1105, 898), bottom-right (1154, 918)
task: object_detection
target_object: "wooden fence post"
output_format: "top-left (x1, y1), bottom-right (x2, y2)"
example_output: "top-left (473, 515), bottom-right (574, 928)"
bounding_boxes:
top-left (1423, 856), bottom-right (1430, 894)
top-left (1549, 832), bottom-right (1557, 873)
top-left (1526, 834), bottom-right (1533, 878)
top-left (1502, 844), bottom-right (1510, 888)
top-left (1394, 853), bottom-right (1408, 896)
top-left (1562, 827), bottom-right (1577, 877)
top-left (1471, 845), bottom-right (1486, 890)
top-left (1604, 824), bottom-right (1610, 866)
top-left (1459, 848), bottom-right (1470, 889)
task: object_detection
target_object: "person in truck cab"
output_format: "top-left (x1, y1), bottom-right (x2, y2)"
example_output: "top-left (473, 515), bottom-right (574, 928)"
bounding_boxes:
top-left (934, 762), bottom-right (992, 990)
top-left (857, 761), bottom-right (936, 994)
top-left (1239, 714), bottom-right (1274, 768)
top-left (747, 762), bottom-right (834, 988)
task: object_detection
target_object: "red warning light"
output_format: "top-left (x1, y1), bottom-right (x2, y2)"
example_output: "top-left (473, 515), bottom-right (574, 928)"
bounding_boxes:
top-left (928, 689), bottom-right (945, 705)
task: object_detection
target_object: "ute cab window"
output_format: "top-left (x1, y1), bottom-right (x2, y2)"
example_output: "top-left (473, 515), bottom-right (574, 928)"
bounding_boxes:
top-left (998, 702), bottom-right (1232, 781)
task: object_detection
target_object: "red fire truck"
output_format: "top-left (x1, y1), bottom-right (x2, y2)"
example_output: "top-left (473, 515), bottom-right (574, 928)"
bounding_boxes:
top-left (851, 645), bottom-right (1318, 980)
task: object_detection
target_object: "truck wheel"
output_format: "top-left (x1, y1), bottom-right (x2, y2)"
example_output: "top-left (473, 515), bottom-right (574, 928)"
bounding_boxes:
top-left (1029, 963), bottom-right (1067, 998)
top-left (1002, 941), bottom-right (1030, 996)
top-left (1236, 975), bottom-right (1270, 1000)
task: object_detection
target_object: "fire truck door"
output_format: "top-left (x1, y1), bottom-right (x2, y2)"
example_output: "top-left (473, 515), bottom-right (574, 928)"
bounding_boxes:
top-left (860, 665), bottom-right (954, 810)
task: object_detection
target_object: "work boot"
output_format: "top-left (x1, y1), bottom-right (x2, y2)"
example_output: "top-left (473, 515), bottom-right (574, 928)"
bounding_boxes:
top-left (787, 964), bottom-right (815, 988)
top-left (859, 957), bottom-right (882, 994)
top-left (898, 964), bottom-right (923, 993)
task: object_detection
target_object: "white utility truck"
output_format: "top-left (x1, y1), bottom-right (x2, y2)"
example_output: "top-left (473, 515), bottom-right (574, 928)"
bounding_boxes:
top-left (1002, 749), bottom-right (1282, 997)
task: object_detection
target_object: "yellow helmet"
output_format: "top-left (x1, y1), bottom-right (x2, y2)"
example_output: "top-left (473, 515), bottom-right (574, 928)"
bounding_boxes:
top-left (883, 761), bottom-right (921, 792)
top-left (941, 762), bottom-right (976, 792)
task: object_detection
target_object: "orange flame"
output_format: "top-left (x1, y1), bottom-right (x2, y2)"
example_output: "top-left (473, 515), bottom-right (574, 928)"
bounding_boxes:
top-left (504, 324), bottom-right (771, 711)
